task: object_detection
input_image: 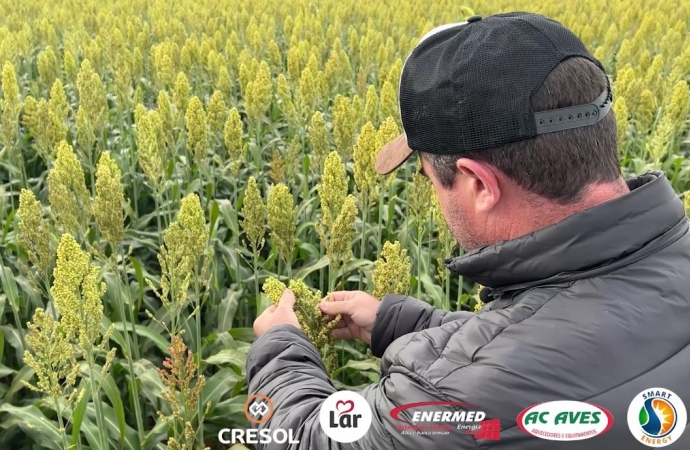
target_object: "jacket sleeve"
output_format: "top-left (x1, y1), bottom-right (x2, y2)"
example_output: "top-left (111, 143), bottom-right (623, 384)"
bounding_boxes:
top-left (370, 295), bottom-right (475, 357)
top-left (246, 324), bottom-right (479, 450)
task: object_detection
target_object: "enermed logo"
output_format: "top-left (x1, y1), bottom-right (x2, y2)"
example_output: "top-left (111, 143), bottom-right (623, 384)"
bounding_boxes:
top-left (628, 388), bottom-right (687, 447)
top-left (390, 401), bottom-right (500, 440)
top-left (319, 390), bottom-right (373, 443)
top-left (517, 400), bottom-right (613, 441)
top-left (218, 394), bottom-right (300, 445)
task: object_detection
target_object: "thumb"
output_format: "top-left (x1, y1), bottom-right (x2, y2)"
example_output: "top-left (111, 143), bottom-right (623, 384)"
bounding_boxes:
top-left (278, 289), bottom-right (296, 310)
top-left (319, 299), bottom-right (355, 316)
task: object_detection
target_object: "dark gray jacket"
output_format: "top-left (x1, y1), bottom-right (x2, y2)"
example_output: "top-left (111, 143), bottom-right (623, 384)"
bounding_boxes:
top-left (246, 172), bottom-right (690, 449)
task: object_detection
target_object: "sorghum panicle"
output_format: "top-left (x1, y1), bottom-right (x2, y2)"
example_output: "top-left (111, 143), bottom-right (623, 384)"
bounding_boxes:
top-left (185, 96), bottom-right (208, 164)
top-left (135, 107), bottom-right (166, 191)
top-left (372, 241), bottom-right (411, 299)
top-left (317, 151), bottom-right (348, 235)
top-left (94, 152), bottom-right (125, 249)
top-left (353, 121), bottom-right (378, 202)
top-left (173, 72), bottom-right (191, 113)
top-left (327, 195), bottom-right (357, 273)
top-left (308, 111), bottom-right (329, 173)
top-left (47, 141), bottom-right (92, 236)
top-left (332, 95), bottom-right (357, 160)
top-left (206, 90), bottom-right (227, 134)
top-left (269, 149), bottom-right (286, 185)
top-left (240, 176), bottom-right (266, 254)
top-left (51, 233), bottom-right (110, 353)
top-left (364, 85), bottom-right (380, 126)
top-left (17, 189), bottom-right (51, 276)
top-left (263, 277), bottom-right (341, 374)
top-left (224, 107), bottom-right (246, 175)
top-left (245, 61), bottom-right (272, 123)
top-left (22, 308), bottom-right (81, 402)
top-left (267, 183), bottom-right (297, 266)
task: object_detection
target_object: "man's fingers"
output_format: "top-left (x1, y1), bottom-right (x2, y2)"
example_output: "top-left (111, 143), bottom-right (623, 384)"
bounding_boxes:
top-left (319, 299), bottom-right (354, 316)
top-left (265, 305), bottom-right (278, 313)
top-left (332, 328), bottom-right (354, 340)
top-left (278, 290), bottom-right (296, 309)
top-left (327, 291), bottom-right (359, 302)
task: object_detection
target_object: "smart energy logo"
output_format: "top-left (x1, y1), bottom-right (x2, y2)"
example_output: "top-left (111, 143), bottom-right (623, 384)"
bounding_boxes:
top-left (628, 388), bottom-right (687, 447)
top-left (319, 390), bottom-right (373, 443)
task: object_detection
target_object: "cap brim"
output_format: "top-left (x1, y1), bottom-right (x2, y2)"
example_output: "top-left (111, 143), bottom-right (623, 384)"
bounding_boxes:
top-left (375, 134), bottom-right (414, 175)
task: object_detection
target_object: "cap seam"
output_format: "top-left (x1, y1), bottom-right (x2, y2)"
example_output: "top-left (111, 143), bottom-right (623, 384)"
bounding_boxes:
top-left (515, 17), bottom-right (561, 55)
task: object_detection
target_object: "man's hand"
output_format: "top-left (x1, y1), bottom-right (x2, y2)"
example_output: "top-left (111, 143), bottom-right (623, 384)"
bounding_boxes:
top-left (319, 291), bottom-right (379, 344)
top-left (254, 290), bottom-right (301, 336)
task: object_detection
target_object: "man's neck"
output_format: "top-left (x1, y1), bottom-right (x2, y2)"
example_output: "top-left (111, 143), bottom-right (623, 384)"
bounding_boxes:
top-left (502, 178), bottom-right (630, 241)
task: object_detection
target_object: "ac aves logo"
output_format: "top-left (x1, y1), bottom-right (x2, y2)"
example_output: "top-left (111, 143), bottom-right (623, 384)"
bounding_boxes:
top-left (517, 401), bottom-right (613, 441)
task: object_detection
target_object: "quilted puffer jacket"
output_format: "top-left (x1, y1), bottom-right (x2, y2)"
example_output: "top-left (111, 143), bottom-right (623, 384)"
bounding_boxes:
top-left (246, 171), bottom-right (690, 449)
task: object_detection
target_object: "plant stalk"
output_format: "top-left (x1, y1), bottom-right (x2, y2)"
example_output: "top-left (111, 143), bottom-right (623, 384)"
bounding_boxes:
top-left (53, 396), bottom-right (70, 450)
top-left (87, 354), bottom-right (109, 450)
top-left (113, 247), bottom-right (145, 445)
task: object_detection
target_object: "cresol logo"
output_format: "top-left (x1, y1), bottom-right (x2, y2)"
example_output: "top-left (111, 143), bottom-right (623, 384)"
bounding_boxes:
top-left (517, 400), bottom-right (613, 441)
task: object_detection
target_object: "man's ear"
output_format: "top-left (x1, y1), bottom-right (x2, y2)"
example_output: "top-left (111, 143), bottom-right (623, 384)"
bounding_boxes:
top-left (456, 158), bottom-right (501, 212)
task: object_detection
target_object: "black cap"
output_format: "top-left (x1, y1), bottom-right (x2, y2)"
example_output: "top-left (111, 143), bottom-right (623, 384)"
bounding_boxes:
top-left (375, 11), bottom-right (612, 175)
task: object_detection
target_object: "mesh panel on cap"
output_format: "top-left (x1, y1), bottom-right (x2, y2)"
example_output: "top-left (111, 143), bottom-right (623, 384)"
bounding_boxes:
top-left (399, 12), bottom-right (604, 155)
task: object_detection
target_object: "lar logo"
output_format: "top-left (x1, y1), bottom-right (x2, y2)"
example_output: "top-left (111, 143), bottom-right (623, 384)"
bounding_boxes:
top-left (517, 401), bottom-right (613, 441)
top-left (627, 387), bottom-right (687, 447)
top-left (319, 390), bottom-right (372, 443)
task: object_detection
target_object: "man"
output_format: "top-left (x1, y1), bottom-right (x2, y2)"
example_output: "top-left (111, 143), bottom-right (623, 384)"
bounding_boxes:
top-left (246, 12), bottom-right (690, 450)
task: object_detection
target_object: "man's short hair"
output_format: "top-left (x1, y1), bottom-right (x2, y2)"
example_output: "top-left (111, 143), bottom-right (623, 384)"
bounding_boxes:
top-left (421, 57), bottom-right (620, 204)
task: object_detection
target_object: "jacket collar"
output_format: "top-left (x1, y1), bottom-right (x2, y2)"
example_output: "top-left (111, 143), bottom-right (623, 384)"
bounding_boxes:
top-left (445, 171), bottom-right (687, 289)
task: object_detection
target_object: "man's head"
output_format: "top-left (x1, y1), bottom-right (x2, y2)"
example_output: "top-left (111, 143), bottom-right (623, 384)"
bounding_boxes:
top-left (376, 13), bottom-right (629, 250)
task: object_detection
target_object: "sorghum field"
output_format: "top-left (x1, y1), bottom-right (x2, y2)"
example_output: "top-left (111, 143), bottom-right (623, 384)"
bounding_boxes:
top-left (0, 0), bottom-right (689, 448)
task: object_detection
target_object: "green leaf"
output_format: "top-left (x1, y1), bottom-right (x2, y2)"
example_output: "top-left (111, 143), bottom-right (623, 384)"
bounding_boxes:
top-left (227, 328), bottom-right (255, 342)
top-left (129, 256), bottom-right (146, 307)
top-left (97, 371), bottom-right (129, 448)
top-left (102, 316), bottom-right (127, 353)
top-left (71, 383), bottom-right (91, 447)
top-left (203, 348), bottom-right (247, 372)
top-left (0, 326), bottom-right (4, 363)
top-left (0, 365), bottom-right (14, 377)
top-left (0, 325), bottom-right (23, 355)
top-left (142, 416), bottom-right (169, 450)
top-left (113, 322), bottom-right (169, 354)
top-left (0, 264), bottom-right (19, 311)
top-left (86, 401), bottom-right (139, 450)
top-left (294, 255), bottom-right (329, 279)
top-left (133, 360), bottom-right (166, 409)
top-left (0, 404), bottom-right (62, 449)
top-left (331, 359), bottom-right (380, 378)
top-left (256, 292), bottom-right (271, 316)
top-left (202, 368), bottom-right (242, 413)
top-left (218, 289), bottom-right (241, 332)
top-left (3, 365), bottom-right (34, 402)
top-left (79, 415), bottom-right (103, 450)
top-left (209, 394), bottom-right (248, 422)
top-left (217, 198), bottom-right (240, 237)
